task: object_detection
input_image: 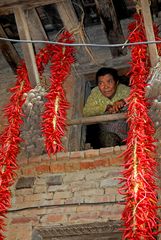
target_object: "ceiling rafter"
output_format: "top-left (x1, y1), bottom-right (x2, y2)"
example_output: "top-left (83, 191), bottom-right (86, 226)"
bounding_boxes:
top-left (0, 0), bottom-right (64, 15)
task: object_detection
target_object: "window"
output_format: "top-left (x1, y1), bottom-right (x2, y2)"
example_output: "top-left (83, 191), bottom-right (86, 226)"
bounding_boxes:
top-left (82, 72), bottom-right (130, 150)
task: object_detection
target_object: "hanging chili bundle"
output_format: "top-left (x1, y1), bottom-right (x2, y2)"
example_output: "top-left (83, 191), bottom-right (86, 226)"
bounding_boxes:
top-left (120, 13), bottom-right (159, 239)
top-left (0, 62), bottom-right (31, 239)
top-left (41, 31), bottom-right (75, 155)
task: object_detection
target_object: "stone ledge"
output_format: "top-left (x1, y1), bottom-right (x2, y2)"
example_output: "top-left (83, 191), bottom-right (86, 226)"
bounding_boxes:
top-left (33, 220), bottom-right (122, 239)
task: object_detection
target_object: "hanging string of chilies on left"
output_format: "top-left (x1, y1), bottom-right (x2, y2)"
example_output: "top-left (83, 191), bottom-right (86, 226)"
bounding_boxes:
top-left (0, 30), bottom-right (75, 239)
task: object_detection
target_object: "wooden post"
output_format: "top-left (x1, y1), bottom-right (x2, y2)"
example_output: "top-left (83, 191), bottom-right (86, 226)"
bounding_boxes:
top-left (26, 8), bottom-right (48, 53)
top-left (56, 0), bottom-right (89, 151)
top-left (56, 0), bottom-right (77, 31)
top-left (140, 0), bottom-right (159, 67)
top-left (14, 6), bottom-right (40, 87)
top-left (56, 0), bottom-right (92, 63)
top-left (95, 0), bottom-right (126, 57)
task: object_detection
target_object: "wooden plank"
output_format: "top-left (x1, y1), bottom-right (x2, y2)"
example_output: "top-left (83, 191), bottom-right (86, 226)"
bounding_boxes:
top-left (95, 0), bottom-right (126, 57)
top-left (14, 6), bottom-right (40, 87)
top-left (55, 0), bottom-right (92, 150)
top-left (26, 8), bottom-right (48, 52)
top-left (56, 0), bottom-right (92, 63)
top-left (56, 0), bottom-right (78, 32)
top-left (0, 0), bottom-right (63, 15)
top-left (140, 0), bottom-right (159, 67)
top-left (0, 0), bottom-right (62, 8)
top-left (68, 112), bottom-right (126, 126)
top-left (68, 70), bottom-right (86, 151)
top-left (0, 24), bottom-right (20, 72)
top-left (62, 72), bottom-right (77, 151)
top-left (61, 70), bottom-right (86, 151)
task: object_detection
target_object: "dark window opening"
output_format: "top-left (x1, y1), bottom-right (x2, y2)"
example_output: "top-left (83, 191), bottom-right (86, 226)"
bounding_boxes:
top-left (0, 14), bottom-right (19, 39)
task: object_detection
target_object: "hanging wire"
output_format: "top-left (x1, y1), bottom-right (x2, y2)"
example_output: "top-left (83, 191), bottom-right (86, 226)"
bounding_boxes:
top-left (1, 36), bottom-right (161, 48)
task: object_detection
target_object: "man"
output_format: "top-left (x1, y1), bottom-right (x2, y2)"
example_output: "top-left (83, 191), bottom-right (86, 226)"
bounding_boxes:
top-left (83, 67), bottom-right (130, 147)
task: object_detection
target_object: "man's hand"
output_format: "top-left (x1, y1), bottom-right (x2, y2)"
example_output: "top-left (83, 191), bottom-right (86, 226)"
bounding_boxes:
top-left (112, 99), bottom-right (126, 113)
top-left (105, 104), bottom-right (113, 113)
top-left (105, 99), bottom-right (126, 114)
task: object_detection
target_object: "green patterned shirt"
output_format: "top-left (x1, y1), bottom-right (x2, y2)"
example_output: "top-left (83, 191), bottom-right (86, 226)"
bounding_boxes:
top-left (83, 84), bottom-right (130, 117)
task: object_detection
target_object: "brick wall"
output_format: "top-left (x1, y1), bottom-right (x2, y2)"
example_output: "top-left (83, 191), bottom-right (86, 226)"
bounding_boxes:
top-left (5, 145), bottom-right (126, 240)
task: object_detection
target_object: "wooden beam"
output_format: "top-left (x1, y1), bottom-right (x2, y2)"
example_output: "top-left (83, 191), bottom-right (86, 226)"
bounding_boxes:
top-left (140, 0), bottom-right (159, 67)
top-left (56, 0), bottom-right (92, 63)
top-left (0, 24), bottom-right (20, 72)
top-left (95, 0), bottom-right (126, 57)
top-left (55, 0), bottom-right (94, 149)
top-left (68, 112), bottom-right (126, 126)
top-left (14, 6), bottom-right (40, 87)
top-left (0, 0), bottom-right (63, 15)
top-left (56, 0), bottom-right (78, 32)
top-left (26, 8), bottom-right (48, 52)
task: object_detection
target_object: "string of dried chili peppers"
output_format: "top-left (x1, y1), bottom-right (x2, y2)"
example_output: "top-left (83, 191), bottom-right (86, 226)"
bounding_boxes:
top-left (0, 63), bottom-right (31, 239)
top-left (120, 14), bottom-right (159, 239)
top-left (41, 31), bottom-right (75, 155)
top-left (0, 38), bottom-right (54, 239)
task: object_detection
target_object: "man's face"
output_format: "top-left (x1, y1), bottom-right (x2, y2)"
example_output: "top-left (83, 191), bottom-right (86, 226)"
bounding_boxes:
top-left (98, 74), bottom-right (117, 98)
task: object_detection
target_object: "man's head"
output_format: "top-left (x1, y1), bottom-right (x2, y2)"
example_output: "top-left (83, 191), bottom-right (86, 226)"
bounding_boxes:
top-left (96, 68), bottom-right (119, 99)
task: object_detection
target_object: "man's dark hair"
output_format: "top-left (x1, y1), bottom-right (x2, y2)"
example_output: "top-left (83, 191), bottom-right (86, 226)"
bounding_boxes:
top-left (96, 67), bottom-right (119, 85)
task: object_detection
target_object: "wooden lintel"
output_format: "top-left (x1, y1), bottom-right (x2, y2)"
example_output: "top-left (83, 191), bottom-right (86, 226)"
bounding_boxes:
top-left (0, 24), bottom-right (20, 73)
top-left (14, 6), bottom-right (40, 87)
top-left (140, 0), bottom-right (159, 67)
top-left (68, 113), bottom-right (126, 126)
top-left (0, 0), bottom-right (63, 15)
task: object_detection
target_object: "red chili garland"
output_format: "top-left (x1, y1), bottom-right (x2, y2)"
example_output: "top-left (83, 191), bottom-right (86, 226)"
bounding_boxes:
top-left (120, 14), bottom-right (159, 239)
top-left (41, 31), bottom-right (75, 155)
top-left (0, 63), bottom-right (31, 239)
top-left (0, 31), bottom-right (75, 239)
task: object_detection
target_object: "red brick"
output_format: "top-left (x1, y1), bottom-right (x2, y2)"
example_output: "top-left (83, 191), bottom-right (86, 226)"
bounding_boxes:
top-left (68, 212), bottom-right (99, 223)
top-left (50, 163), bottom-right (65, 173)
top-left (84, 196), bottom-right (112, 203)
top-left (113, 146), bottom-right (122, 155)
top-left (99, 147), bottom-right (114, 156)
top-left (94, 159), bottom-right (110, 168)
top-left (17, 156), bottom-right (28, 166)
top-left (35, 164), bottom-right (50, 173)
top-left (28, 155), bottom-right (41, 163)
top-left (22, 167), bottom-right (36, 176)
top-left (80, 161), bottom-right (95, 170)
top-left (15, 196), bottom-right (24, 204)
top-left (64, 162), bottom-right (80, 172)
top-left (41, 154), bottom-right (56, 162)
top-left (109, 156), bottom-right (123, 166)
top-left (47, 214), bottom-right (66, 223)
top-left (120, 145), bottom-right (127, 152)
top-left (56, 152), bottom-right (70, 161)
top-left (11, 217), bottom-right (37, 224)
top-left (84, 149), bottom-right (99, 159)
top-left (70, 151), bottom-right (84, 159)
top-left (76, 205), bottom-right (101, 212)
